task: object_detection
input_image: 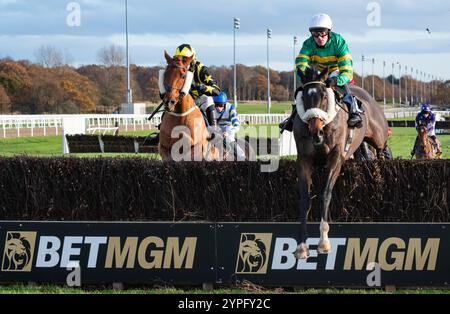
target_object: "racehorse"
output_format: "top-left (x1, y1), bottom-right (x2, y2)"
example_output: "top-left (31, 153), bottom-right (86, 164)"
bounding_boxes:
top-left (158, 51), bottom-right (219, 161)
top-left (414, 123), bottom-right (439, 159)
top-left (293, 66), bottom-right (391, 259)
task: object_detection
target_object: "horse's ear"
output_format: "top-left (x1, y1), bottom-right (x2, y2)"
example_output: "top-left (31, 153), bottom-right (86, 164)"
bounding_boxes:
top-left (298, 70), bottom-right (306, 83)
top-left (319, 66), bottom-right (329, 81)
top-left (164, 50), bottom-right (172, 64)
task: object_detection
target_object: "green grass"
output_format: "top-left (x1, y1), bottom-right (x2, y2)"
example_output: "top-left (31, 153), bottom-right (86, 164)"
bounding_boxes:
top-left (0, 136), bottom-right (62, 156)
top-left (0, 284), bottom-right (448, 294)
top-left (236, 102), bottom-right (292, 114)
top-left (387, 127), bottom-right (450, 159)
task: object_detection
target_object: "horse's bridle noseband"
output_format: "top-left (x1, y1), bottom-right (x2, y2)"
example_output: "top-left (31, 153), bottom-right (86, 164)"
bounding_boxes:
top-left (164, 63), bottom-right (189, 95)
top-left (163, 62), bottom-right (198, 117)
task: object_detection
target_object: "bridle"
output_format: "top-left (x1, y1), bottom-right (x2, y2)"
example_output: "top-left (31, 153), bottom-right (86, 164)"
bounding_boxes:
top-left (164, 63), bottom-right (189, 95)
top-left (163, 63), bottom-right (197, 117)
top-left (301, 80), bottom-right (348, 114)
top-left (302, 81), bottom-right (326, 88)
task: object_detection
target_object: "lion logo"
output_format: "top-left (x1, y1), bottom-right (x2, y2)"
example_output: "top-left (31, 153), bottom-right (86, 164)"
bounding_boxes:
top-left (2, 232), bottom-right (36, 272)
top-left (235, 233), bottom-right (272, 274)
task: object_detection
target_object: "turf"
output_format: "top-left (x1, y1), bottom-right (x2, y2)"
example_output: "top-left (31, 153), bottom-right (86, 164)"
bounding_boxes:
top-left (0, 284), bottom-right (448, 294)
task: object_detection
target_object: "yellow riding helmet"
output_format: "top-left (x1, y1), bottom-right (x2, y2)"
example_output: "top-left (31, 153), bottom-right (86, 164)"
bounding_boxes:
top-left (174, 44), bottom-right (196, 61)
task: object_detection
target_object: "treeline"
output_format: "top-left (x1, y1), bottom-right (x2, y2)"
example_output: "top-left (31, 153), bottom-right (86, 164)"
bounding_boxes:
top-left (0, 58), bottom-right (448, 114)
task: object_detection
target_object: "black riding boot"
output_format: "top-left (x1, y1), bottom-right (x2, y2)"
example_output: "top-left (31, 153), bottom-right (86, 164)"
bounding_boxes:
top-left (279, 104), bottom-right (297, 133)
top-left (206, 106), bottom-right (217, 129)
top-left (343, 85), bottom-right (363, 129)
top-left (206, 106), bottom-right (218, 139)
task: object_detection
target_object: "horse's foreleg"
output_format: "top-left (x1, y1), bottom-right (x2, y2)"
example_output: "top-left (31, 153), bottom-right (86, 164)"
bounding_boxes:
top-left (318, 149), bottom-right (344, 254)
top-left (159, 144), bottom-right (172, 161)
top-left (295, 159), bottom-right (312, 259)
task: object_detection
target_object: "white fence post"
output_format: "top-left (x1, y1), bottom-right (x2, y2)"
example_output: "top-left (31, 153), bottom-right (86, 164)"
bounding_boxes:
top-left (62, 117), bottom-right (86, 154)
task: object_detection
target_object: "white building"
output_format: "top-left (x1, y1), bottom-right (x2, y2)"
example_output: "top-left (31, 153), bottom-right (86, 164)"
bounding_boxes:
top-left (120, 103), bottom-right (147, 115)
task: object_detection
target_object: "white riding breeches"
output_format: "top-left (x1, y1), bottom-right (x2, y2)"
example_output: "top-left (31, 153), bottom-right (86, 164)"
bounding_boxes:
top-left (195, 95), bottom-right (214, 112)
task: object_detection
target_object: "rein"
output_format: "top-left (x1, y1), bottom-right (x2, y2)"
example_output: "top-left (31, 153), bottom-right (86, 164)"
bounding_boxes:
top-left (303, 81), bottom-right (326, 88)
top-left (167, 106), bottom-right (197, 117)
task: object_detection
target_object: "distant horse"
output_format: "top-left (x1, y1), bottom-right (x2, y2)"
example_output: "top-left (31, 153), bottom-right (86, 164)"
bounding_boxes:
top-left (158, 51), bottom-right (219, 161)
top-left (414, 123), bottom-right (440, 159)
top-left (293, 66), bottom-right (391, 259)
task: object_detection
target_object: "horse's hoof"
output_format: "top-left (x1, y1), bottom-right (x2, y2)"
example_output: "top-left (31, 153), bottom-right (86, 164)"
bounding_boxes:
top-left (317, 239), bottom-right (332, 254)
top-left (295, 243), bottom-right (310, 259)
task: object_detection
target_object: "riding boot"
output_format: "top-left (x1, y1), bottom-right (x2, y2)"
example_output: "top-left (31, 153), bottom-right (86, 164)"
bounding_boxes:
top-left (206, 106), bottom-right (218, 139)
top-left (279, 104), bottom-right (297, 133)
top-left (343, 85), bottom-right (363, 129)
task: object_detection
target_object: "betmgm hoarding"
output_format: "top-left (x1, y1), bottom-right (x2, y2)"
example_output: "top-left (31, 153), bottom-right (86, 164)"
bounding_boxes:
top-left (0, 222), bottom-right (449, 287)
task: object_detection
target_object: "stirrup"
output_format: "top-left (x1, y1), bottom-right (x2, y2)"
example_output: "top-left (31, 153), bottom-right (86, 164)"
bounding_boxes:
top-left (348, 115), bottom-right (363, 129)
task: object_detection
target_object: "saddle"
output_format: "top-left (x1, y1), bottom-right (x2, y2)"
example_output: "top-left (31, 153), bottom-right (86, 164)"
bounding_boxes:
top-left (333, 88), bottom-right (364, 112)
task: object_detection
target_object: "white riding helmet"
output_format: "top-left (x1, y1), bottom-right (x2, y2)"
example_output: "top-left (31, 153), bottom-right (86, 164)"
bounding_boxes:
top-left (309, 13), bottom-right (333, 31)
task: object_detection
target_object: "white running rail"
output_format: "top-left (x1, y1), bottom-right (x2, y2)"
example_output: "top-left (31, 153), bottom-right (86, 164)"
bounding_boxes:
top-left (1, 111), bottom-right (448, 139)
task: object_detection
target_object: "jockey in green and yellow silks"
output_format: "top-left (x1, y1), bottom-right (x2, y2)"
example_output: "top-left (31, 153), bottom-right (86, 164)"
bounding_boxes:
top-left (280, 13), bottom-right (363, 132)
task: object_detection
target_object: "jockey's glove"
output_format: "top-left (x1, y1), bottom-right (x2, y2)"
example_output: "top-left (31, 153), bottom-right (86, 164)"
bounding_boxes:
top-left (196, 84), bottom-right (207, 93)
top-left (325, 77), bottom-right (337, 88)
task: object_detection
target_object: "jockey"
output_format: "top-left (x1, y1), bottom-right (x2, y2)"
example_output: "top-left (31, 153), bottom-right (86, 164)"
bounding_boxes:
top-left (213, 92), bottom-right (246, 160)
top-left (411, 104), bottom-right (442, 156)
top-left (279, 13), bottom-right (362, 132)
top-left (173, 44), bottom-right (221, 131)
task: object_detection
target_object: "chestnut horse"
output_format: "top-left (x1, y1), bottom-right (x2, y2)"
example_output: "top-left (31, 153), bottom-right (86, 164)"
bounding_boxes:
top-left (414, 123), bottom-right (440, 159)
top-left (158, 51), bottom-right (218, 161)
top-left (293, 66), bottom-right (391, 259)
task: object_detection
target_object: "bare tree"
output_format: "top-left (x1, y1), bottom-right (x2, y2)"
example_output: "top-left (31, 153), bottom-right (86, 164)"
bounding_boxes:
top-left (63, 48), bottom-right (74, 66)
top-left (35, 45), bottom-right (64, 68)
top-left (97, 45), bottom-right (125, 67)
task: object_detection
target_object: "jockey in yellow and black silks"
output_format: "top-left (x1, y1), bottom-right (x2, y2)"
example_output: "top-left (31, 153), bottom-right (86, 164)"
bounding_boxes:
top-left (172, 44), bottom-right (221, 131)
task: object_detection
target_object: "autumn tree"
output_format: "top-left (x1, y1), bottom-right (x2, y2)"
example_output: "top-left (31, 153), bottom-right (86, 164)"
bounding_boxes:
top-left (0, 60), bottom-right (32, 112)
top-left (0, 85), bottom-right (11, 113)
top-left (25, 65), bottom-right (100, 114)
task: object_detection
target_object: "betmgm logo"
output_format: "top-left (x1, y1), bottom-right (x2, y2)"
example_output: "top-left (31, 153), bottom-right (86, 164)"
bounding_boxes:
top-left (235, 233), bottom-right (272, 274)
top-left (1, 232), bottom-right (37, 272)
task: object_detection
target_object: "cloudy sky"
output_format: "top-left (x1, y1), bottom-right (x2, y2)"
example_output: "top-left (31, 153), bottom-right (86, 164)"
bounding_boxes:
top-left (0, 0), bottom-right (449, 79)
